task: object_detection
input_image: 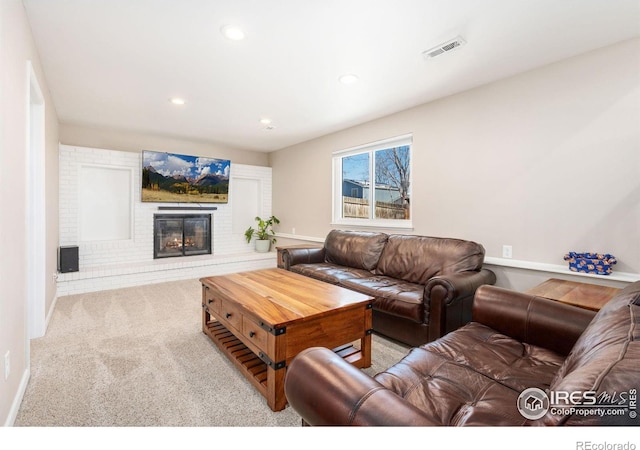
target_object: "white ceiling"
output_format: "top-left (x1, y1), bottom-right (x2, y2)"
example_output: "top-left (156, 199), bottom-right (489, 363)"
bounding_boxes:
top-left (23, 0), bottom-right (640, 153)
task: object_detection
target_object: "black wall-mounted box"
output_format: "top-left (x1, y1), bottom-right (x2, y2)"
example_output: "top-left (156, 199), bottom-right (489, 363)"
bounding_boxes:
top-left (58, 246), bottom-right (79, 273)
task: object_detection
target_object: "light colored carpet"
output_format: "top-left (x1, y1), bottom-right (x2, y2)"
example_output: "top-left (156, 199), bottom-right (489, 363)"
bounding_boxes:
top-left (15, 277), bottom-right (410, 427)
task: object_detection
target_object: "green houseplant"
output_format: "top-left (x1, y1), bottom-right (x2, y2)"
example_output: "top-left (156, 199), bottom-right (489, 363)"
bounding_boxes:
top-left (244, 215), bottom-right (280, 253)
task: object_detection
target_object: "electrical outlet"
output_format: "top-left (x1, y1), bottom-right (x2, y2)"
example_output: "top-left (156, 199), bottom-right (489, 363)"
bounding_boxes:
top-left (4, 351), bottom-right (9, 380)
top-left (502, 245), bottom-right (513, 259)
top-left (292, 228), bottom-right (296, 235)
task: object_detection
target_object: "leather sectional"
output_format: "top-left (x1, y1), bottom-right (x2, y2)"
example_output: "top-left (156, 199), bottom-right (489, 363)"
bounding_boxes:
top-left (280, 229), bottom-right (496, 346)
top-left (284, 280), bottom-right (640, 426)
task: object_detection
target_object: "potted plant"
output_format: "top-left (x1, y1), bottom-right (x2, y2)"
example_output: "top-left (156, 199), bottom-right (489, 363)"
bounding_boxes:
top-left (244, 215), bottom-right (280, 253)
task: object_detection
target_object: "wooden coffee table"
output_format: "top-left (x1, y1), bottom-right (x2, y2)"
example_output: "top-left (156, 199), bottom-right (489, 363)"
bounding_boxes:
top-left (200, 268), bottom-right (373, 412)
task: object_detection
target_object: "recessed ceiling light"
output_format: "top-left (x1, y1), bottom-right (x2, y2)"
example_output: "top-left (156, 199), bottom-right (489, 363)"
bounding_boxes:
top-left (339, 74), bottom-right (359, 84)
top-left (221, 25), bottom-right (245, 41)
top-left (169, 98), bottom-right (185, 105)
top-left (260, 118), bottom-right (271, 125)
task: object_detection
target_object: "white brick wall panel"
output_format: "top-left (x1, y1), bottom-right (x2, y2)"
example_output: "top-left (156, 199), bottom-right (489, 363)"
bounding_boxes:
top-left (58, 144), bottom-right (273, 294)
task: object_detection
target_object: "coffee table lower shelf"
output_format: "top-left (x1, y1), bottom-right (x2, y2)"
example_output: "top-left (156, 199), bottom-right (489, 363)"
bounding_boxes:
top-left (204, 320), bottom-right (365, 412)
top-left (204, 320), bottom-right (269, 393)
top-left (203, 319), bottom-right (365, 410)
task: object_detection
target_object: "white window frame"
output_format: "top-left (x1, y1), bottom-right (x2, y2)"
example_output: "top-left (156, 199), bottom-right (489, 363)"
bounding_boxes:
top-left (332, 134), bottom-right (413, 229)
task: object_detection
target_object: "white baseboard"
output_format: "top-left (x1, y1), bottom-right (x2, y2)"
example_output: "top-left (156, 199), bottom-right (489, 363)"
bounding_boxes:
top-left (3, 367), bottom-right (30, 427)
top-left (44, 294), bottom-right (58, 334)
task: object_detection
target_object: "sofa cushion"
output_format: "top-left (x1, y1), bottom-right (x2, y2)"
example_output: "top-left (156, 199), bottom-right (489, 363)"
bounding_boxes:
top-left (373, 322), bottom-right (565, 425)
top-left (341, 276), bottom-right (425, 323)
top-left (289, 263), bottom-right (373, 285)
top-left (324, 230), bottom-right (388, 271)
top-left (373, 345), bottom-right (527, 425)
top-left (425, 322), bottom-right (565, 393)
top-left (543, 283), bottom-right (640, 425)
top-left (375, 235), bottom-right (485, 284)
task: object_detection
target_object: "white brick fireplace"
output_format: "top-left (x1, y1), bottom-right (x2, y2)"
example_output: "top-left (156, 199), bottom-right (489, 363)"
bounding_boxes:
top-left (57, 144), bottom-right (276, 295)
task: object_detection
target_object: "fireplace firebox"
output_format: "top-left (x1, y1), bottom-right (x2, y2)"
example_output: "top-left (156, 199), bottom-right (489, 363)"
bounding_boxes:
top-left (154, 214), bottom-right (211, 259)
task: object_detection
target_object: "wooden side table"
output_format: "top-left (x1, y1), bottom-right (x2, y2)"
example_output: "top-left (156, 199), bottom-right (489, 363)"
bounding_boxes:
top-left (526, 278), bottom-right (621, 311)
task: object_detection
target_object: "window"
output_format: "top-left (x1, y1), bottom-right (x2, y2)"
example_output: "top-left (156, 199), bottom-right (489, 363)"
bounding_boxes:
top-left (333, 134), bottom-right (412, 228)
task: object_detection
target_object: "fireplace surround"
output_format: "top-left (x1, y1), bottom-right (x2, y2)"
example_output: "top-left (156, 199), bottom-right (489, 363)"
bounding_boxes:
top-left (154, 214), bottom-right (212, 259)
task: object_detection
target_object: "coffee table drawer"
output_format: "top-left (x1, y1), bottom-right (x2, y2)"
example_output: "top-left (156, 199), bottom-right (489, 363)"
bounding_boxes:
top-left (203, 285), bottom-right (222, 315)
top-left (220, 300), bottom-right (243, 331)
top-left (204, 296), bottom-right (221, 316)
top-left (242, 317), bottom-right (268, 351)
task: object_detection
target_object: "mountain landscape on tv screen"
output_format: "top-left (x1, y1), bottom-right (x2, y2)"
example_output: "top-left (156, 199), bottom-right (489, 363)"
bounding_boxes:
top-left (141, 151), bottom-right (230, 203)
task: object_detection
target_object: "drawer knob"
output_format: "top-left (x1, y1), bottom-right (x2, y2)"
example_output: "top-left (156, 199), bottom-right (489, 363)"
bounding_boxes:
top-left (249, 331), bottom-right (255, 338)
top-left (208, 298), bottom-right (213, 304)
top-left (225, 312), bottom-right (232, 319)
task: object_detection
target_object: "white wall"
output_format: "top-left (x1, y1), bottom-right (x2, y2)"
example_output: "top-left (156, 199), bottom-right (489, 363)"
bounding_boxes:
top-left (0, 0), bottom-right (59, 426)
top-left (270, 38), bottom-right (640, 289)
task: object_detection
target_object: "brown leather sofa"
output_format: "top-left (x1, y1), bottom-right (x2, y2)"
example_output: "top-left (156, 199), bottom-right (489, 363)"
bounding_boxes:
top-left (281, 230), bottom-right (496, 346)
top-left (284, 281), bottom-right (640, 426)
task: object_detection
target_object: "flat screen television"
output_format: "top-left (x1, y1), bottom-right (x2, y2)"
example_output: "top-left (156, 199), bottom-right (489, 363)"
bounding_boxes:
top-left (141, 150), bottom-right (230, 203)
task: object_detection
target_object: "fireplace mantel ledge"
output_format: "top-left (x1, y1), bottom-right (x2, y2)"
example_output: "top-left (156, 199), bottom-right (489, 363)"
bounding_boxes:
top-left (57, 251), bottom-right (277, 282)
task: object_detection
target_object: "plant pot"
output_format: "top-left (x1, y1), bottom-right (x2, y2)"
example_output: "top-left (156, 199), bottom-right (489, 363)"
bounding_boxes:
top-left (254, 239), bottom-right (271, 253)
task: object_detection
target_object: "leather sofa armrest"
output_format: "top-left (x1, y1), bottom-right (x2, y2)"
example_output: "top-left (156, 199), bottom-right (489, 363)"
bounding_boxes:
top-left (472, 285), bottom-right (596, 356)
top-left (282, 247), bottom-right (325, 270)
top-left (425, 269), bottom-right (497, 341)
top-left (426, 269), bottom-right (497, 304)
top-left (284, 347), bottom-right (438, 426)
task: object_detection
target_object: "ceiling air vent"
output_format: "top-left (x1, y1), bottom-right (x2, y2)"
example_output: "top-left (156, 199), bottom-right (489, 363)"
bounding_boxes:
top-left (422, 36), bottom-right (466, 59)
